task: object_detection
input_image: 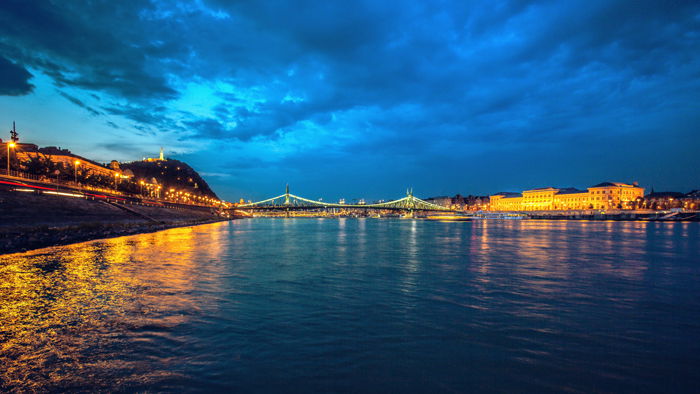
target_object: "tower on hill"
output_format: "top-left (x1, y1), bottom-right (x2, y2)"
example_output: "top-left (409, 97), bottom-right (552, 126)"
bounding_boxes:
top-left (145, 147), bottom-right (166, 162)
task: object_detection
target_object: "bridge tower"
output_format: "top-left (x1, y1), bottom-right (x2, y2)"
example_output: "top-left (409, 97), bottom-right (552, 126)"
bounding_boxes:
top-left (284, 184), bottom-right (291, 217)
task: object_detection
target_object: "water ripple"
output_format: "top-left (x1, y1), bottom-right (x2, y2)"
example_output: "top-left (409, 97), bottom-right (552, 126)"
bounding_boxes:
top-left (1, 220), bottom-right (699, 391)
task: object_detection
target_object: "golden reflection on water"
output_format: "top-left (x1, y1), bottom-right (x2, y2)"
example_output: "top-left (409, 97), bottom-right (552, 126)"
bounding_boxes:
top-left (0, 219), bottom-right (696, 390)
top-left (467, 220), bottom-right (690, 292)
top-left (0, 222), bottom-right (230, 390)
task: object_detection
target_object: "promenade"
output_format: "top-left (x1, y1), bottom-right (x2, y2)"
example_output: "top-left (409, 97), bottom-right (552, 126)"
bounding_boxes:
top-left (0, 171), bottom-right (233, 254)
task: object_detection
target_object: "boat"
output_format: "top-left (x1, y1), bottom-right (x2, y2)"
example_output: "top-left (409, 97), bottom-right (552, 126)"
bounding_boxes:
top-left (425, 215), bottom-right (473, 221)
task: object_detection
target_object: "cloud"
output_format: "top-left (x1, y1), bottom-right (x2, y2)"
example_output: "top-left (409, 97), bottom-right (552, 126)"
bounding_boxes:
top-left (0, 0), bottom-right (699, 198)
top-left (57, 91), bottom-right (101, 116)
top-left (184, 117), bottom-right (237, 140)
top-left (0, 56), bottom-right (33, 95)
top-left (0, 0), bottom-right (179, 100)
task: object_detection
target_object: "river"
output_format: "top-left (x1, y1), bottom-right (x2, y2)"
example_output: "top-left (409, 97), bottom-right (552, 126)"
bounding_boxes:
top-left (1, 219), bottom-right (699, 392)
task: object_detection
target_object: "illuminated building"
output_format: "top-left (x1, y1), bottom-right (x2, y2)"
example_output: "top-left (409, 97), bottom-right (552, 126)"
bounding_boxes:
top-left (424, 194), bottom-right (490, 211)
top-left (490, 182), bottom-right (645, 211)
top-left (425, 196), bottom-right (452, 207)
top-left (489, 192), bottom-right (523, 211)
top-left (2, 140), bottom-right (38, 151)
top-left (17, 149), bottom-right (122, 178)
top-left (522, 187), bottom-right (559, 210)
top-left (10, 143), bottom-right (135, 182)
top-left (587, 182), bottom-right (644, 210)
top-left (552, 188), bottom-right (589, 210)
top-left (683, 190), bottom-right (700, 210)
top-left (642, 191), bottom-right (688, 210)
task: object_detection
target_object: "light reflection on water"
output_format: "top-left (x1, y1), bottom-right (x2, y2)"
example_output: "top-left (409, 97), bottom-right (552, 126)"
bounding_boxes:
top-left (1, 219), bottom-right (699, 392)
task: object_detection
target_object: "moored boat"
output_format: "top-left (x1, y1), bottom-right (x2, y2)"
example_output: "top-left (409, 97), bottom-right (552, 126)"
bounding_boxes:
top-left (425, 215), bottom-right (473, 221)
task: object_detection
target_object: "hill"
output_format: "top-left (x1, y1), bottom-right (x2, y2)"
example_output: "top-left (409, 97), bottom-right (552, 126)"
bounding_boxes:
top-left (121, 159), bottom-right (219, 200)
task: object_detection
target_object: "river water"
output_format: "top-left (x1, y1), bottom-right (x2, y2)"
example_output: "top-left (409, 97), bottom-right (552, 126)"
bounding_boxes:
top-left (1, 219), bottom-right (699, 392)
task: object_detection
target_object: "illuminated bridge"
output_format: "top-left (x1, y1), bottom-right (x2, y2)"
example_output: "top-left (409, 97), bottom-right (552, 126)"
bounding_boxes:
top-left (236, 185), bottom-right (454, 212)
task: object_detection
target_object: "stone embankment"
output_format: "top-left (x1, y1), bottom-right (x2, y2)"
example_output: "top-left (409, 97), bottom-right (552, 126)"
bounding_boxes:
top-left (525, 210), bottom-right (698, 221)
top-left (0, 188), bottom-right (232, 254)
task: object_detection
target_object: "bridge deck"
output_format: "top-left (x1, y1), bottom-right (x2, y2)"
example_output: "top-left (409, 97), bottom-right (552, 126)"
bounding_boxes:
top-left (236, 188), bottom-right (453, 212)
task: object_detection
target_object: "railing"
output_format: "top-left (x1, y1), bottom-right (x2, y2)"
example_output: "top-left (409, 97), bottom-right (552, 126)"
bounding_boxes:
top-left (0, 168), bottom-right (45, 181)
top-left (237, 192), bottom-right (453, 211)
top-left (0, 168), bottom-right (227, 209)
top-left (0, 168), bottom-right (118, 194)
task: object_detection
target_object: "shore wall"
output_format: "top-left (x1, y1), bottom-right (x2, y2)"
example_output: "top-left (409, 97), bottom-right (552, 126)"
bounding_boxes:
top-left (0, 188), bottom-right (231, 254)
top-left (523, 211), bottom-right (698, 221)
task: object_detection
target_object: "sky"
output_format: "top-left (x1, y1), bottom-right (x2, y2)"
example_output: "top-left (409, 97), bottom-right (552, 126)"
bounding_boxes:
top-left (1, 0), bottom-right (699, 202)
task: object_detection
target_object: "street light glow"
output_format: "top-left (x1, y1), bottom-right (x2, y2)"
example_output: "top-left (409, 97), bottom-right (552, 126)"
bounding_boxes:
top-left (7, 142), bottom-right (16, 173)
top-left (73, 160), bottom-right (80, 183)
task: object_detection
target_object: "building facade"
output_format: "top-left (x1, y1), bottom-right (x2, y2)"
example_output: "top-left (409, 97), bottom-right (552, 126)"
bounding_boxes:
top-left (17, 150), bottom-right (119, 178)
top-left (490, 182), bottom-right (644, 211)
top-left (641, 191), bottom-right (700, 210)
top-left (587, 182), bottom-right (645, 210)
top-left (552, 188), bottom-right (589, 210)
top-left (424, 194), bottom-right (491, 211)
top-left (522, 187), bottom-right (559, 210)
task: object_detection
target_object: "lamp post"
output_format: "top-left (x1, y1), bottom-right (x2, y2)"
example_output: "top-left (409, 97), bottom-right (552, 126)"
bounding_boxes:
top-left (7, 142), bottom-right (15, 174)
top-left (74, 160), bottom-right (80, 184)
top-left (140, 180), bottom-right (145, 195)
top-left (54, 169), bottom-right (60, 191)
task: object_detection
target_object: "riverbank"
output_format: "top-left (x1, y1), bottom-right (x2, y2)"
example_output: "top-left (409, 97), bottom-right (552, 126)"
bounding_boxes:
top-left (0, 219), bottom-right (232, 255)
top-left (525, 211), bottom-right (699, 221)
top-left (0, 187), bottom-right (232, 254)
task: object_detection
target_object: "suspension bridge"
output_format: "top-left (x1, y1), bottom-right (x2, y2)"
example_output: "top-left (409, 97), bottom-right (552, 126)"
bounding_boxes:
top-left (235, 185), bottom-right (454, 213)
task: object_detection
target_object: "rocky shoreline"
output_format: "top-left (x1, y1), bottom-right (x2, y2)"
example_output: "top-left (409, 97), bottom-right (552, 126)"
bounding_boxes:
top-left (0, 186), bottom-right (236, 255)
top-left (0, 218), bottom-right (232, 255)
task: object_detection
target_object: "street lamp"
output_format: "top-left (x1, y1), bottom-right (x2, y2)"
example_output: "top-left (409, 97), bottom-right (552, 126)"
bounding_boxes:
top-left (74, 160), bottom-right (80, 183)
top-left (7, 142), bottom-right (16, 174)
top-left (53, 169), bottom-right (60, 190)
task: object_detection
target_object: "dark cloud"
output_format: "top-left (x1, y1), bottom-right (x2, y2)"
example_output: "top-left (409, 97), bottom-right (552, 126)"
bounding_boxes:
top-left (0, 56), bottom-right (33, 95)
top-left (1, 0), bottom-right (699, 198)
top-left (100, 103), bottom-right (172, 134)
top-left (58, 91), bottom-right (101, 116)
top-left (184, 118), bottom-right (237, 140)
top-left (0, 0), bottom-right (177, 100)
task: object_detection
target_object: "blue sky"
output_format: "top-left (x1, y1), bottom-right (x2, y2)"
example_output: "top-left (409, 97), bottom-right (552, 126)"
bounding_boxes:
top-left (1, 0), bottom-right (699, 201)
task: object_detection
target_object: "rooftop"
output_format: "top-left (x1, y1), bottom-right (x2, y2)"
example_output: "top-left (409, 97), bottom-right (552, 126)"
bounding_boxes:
top-left (524, 187), bottom-right (557, 192)
top-left (557, 187), bottom-right (587, 195)
top-left (493, 192), bottom-right (522, 198)
top-left (591, 182), bottom-right (638, 188)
